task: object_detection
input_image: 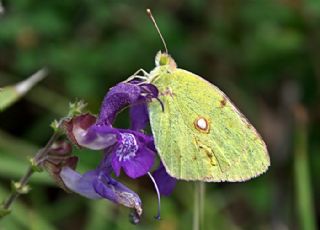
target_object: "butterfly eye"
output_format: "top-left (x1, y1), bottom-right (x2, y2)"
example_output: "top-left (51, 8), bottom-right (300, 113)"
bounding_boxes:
top-left (159, 55), bottom-right (170, 65)
top-left (194, 117), bottom-right (210, 133)
top-left (155, 52), bottom-right (177, 69)
top-left (155, 52), bottom-right (170, 66)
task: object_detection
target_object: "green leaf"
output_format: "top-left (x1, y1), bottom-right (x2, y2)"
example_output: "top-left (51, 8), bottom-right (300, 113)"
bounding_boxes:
top-left (0, 68), bottom-right (47, 111)
top-left (0, 86), bottom-right (19, 111)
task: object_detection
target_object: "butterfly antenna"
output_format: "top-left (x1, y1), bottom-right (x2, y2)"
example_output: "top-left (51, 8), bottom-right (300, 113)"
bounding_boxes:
top-left (147, 172), bottom-right (161, 220)
top-left (146, 9), bottom-right (168, 54)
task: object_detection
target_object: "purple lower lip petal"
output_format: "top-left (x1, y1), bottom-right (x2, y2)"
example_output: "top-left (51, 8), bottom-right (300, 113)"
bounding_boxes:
top-left (93, 170), bottom-right (142, 215)
top-left (59, 166), bottom-right (143, 218)
top-left (110, 131), bottom-right (155, 179)
top-left (60, 167), bottom-right (101, 199)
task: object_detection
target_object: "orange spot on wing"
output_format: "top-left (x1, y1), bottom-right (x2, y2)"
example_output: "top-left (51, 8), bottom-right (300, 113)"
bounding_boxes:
top-left (220, 97), bottom-right (227, 108)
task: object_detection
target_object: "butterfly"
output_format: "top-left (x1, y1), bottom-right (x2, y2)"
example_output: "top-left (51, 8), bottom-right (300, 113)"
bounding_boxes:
top-left (134, 9), bottom-right (270, 182)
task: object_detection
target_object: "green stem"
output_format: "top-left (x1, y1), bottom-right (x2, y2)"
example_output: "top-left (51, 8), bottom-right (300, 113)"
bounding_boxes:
top-left (0, 100), bottom-right (83, 218)
top-left (193, 182), bottom-right (204, 230)
top-left (1, 125), bottom-right (61, 214)
top-left (192, 182), bottom-right (200, 230)
top-left (293, 108), bottom-right (316, 230)
top-left (2, 168), bottom-right (33, 210)
top-left (199, 182), bottom-right (205, 230)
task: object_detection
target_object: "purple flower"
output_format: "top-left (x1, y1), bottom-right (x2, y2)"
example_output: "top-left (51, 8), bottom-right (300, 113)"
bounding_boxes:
top-left (60, 166), bottom-right (142, 218)
top-left (97, 82), bottom-right (159, 127)
top-left (63, 82), bottom-right (161, 179)
top-left (64, 113), bottom-right (156, 179)
top-left (60, 81), bottom-right (176, 221)
top-left (110, 129), bottom-right (155, 178)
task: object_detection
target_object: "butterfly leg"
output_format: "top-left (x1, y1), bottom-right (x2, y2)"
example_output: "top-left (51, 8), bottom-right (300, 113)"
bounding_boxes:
top-left (124, 69), bottom-right (150, 83)
top-left (132, 68), bottom-right (150, 77)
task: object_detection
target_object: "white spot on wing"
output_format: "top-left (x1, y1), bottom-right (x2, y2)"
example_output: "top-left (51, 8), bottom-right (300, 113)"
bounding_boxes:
top-left (197, 118), bottom-right (207, 130)
top-left (194, 117), bottom-right (210, 133)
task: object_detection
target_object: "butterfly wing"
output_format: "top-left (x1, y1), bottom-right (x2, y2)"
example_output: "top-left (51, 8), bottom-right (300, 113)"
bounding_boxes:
top-left (148, 69), bottom-right (270, 182)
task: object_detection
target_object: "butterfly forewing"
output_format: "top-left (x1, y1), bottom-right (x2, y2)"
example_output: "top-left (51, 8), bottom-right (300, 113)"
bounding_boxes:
top-left (148, 69), bottom-right (270, 182)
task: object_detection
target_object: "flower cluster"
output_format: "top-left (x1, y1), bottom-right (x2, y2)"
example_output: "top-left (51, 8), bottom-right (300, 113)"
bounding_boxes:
top-left (48, 81), bottom-right (176, 223)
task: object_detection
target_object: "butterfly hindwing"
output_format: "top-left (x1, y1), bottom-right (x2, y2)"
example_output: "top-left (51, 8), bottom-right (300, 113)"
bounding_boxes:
top-left (148, 69), bottom-right (270, 182)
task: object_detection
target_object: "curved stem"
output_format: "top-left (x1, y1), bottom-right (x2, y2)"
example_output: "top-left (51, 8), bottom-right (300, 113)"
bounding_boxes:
top-left (1, 124), bottom-right (62, 212)
top-left (2, 168), bottom-right (33, 210)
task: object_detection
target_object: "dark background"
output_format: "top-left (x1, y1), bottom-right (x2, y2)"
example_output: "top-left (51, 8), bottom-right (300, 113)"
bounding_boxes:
top-left (0, 1), bottom-right (320, 229)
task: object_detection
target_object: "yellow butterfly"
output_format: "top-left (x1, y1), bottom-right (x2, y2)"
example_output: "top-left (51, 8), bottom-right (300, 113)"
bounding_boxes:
top-left (136, 10), bottom-right (270, 182)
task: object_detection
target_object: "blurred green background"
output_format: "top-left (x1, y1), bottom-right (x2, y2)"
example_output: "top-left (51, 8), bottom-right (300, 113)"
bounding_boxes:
top-left (1, 0), bottom-right (320, 229)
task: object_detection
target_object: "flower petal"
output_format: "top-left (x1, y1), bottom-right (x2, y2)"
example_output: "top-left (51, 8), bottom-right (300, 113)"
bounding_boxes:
top-left (111, 154), bottom-right (121, 177)
top-left (63, 113), bottom-right (97, 147)
top-left (129, 84), bottom-right (161, 132)
top-left (97, 83), bottom-right (141, 126)
top-left (93, 170), bottom-right (143, 217)
top-left (130, 103), bottom-right (149, 131)
top-left (64, 114), bottom-right (119, 150)
top-left (97, 82), bottom-right (160, 126)
top-left (120, 148), bottom-right (155, 179)
top-left (60, 166), bottom-right (143, 219)
top-left (110, 131), bottom-right (155, 178)
top-left (139, 83), bottom-right (159, 100)
top-left (60, 167), bottom-right (101, 199)
top-left (153, 164), bottom-right (177, 196)
top-left (81, 125), bottom-right (119, 150)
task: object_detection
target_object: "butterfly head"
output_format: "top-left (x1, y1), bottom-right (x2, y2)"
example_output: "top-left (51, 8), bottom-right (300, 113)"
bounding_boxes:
top-left (155, 51), bottom-right (177, 70)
